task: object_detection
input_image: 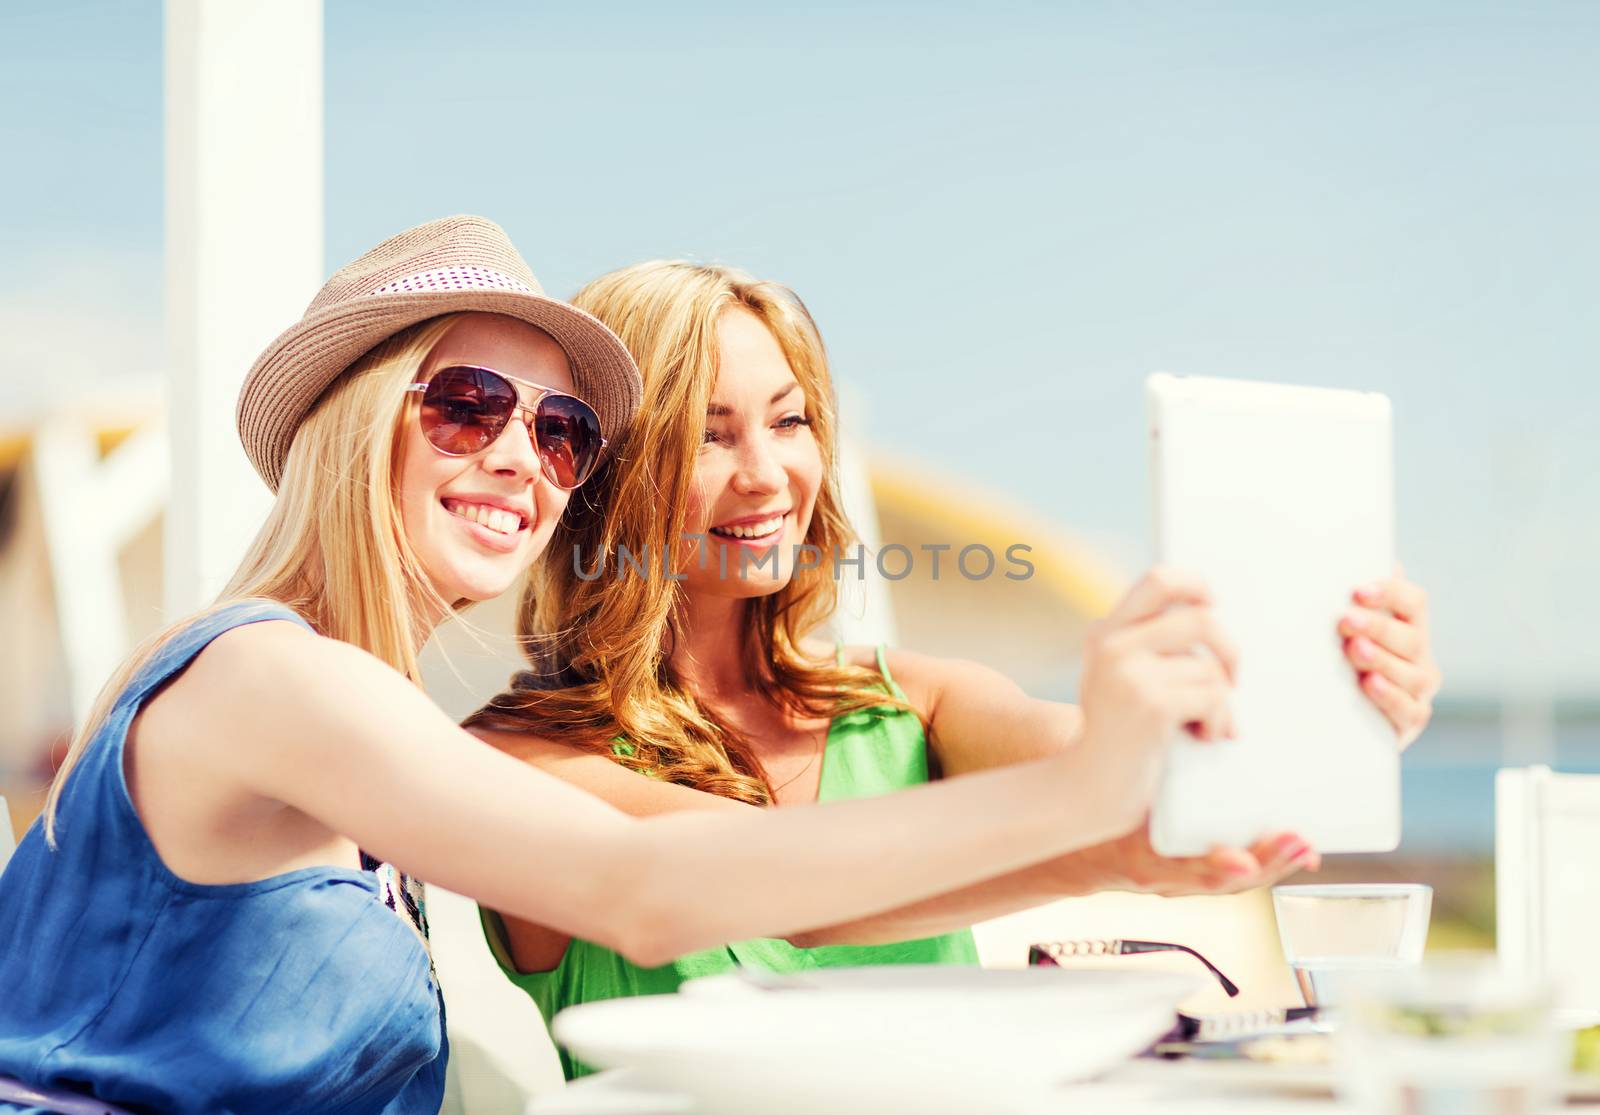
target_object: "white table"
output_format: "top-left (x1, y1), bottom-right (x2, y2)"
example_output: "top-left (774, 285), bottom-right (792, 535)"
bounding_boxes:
top-left (1043, 1062), bottom-right (1356, 1113)
top-left (531, 1047), bottom-right (1599, 1113)
top-left (529, 1062), bottom-right (1356, 1115)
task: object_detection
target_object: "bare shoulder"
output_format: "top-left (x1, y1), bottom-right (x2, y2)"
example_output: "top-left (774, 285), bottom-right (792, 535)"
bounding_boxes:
top-left (147, 615), bottom-right (330, 720)
top-left (146, 614), bottom-right (422, 767)
top-left (468, 725), bottom-right (750, 817)
top-left (797, 636), bottom-right (841, 666)
top-left (855, 646), bottom-right (1020, 717)
top-left (127, 617), bottom-right (374, 828)
top-left (467, 725), bottom-right (601, 767)
top-left (797, 638), bottom-right (937, 681)
top-left (187, 614), bottom-right (366, 686)
top-left (870, 650), bottom-right (1081, 775)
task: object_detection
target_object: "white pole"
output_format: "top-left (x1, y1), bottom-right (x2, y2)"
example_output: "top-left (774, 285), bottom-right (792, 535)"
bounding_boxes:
top-left (832, 383), bottom-right (899, 647)
top-left (33, 420), bottom-right (170, 720)
top-left (164, 0), bottom-right (323, 616)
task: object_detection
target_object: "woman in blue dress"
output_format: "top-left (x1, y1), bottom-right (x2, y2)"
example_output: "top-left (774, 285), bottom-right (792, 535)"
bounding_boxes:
top-left (0, 216), bottom-right (1241, 1114)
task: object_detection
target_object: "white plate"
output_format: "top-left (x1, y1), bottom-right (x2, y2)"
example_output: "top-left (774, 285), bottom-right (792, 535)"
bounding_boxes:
top-left (1113, 1057), bottom-right (1600, 1104)
top-left (526, 1069), bottom-right (694, 1114)
top-left (553, 966), bottom-right (1201, 1115)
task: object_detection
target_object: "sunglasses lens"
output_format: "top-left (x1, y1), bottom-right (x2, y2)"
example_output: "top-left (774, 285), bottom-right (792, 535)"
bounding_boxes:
top-left (418, 367), bottom-right (604, 489)
top-left (419, 367), bottom-right (517, 455)
top-left (534, 394), bottom-right (605, 489)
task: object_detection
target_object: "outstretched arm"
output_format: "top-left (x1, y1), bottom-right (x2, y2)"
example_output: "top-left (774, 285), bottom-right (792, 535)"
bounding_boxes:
top-left (479, 569), bottom-right (1246, 963)
top-left (800, 569), bottom-right (1444, 942)
top-left (784, 647), bottom-right (1313, 945)
top-left (479, 722), bottom-right (1311, 959)
top-left (167, 570), bottom-right (1224, 968)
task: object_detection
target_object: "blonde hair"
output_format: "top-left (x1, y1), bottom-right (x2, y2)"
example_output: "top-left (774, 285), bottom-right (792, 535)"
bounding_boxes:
top-left (42, 315), bottom-right (464, 843)
top-left (467, 262), bottom-right (905, 805)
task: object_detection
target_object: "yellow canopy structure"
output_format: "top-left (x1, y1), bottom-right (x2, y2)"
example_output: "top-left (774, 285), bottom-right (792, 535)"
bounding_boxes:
top-left (868, 454), bottom-right (1128, 701)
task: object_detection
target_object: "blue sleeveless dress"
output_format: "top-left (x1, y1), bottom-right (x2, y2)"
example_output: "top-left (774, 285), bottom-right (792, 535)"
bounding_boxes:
top-left (0, 601), bottom-right (447, 1115)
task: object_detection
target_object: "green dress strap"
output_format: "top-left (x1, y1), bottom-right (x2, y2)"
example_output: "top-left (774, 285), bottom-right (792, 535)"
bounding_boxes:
top-left (834, 642), bottom-right (900, 689)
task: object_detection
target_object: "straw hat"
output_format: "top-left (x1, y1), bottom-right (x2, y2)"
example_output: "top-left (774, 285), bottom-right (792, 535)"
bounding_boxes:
top-left (236, 214), bottom-right (642, 491)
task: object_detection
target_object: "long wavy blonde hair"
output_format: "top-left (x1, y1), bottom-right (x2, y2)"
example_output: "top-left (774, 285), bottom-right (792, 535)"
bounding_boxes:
top-left (466, 262), bottom-right (906, 805)
top-left (43, 315), bottom-right (464, 842)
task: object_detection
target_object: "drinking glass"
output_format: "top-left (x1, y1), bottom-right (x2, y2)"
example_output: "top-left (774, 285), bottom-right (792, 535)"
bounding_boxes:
top-left (1337, 954), bottom-right (1565, 1115)
top-left (1272, 884), bottom-right (1432, 1008)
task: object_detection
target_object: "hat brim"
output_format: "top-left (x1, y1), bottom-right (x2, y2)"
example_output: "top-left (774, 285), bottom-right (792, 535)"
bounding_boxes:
top-left (237, 289), bottom-right (642, 491)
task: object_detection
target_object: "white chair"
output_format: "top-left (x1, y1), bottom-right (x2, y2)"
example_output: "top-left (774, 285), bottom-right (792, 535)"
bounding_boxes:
top-left (429, 886), bottom-right (565, 1114)
top-left (1495, 766), bottom-right (1600, 1014)
top-left (0, 796), bottom-right (15, 872)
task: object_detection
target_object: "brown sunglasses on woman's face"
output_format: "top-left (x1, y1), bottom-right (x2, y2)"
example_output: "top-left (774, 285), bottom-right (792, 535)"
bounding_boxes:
top-left (404, 365), bottom-right (607, 491)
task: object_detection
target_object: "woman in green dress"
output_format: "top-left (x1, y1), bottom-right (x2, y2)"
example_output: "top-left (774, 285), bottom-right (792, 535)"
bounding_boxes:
top-left (466, 261), bottom-right (1441, 1079)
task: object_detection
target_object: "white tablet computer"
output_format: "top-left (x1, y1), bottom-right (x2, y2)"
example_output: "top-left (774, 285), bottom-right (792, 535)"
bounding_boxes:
top-left (1147, 373), bottom-right (1400, 857)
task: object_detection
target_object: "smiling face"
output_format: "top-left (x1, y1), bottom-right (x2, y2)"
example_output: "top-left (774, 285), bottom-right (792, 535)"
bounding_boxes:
top-left (681, 306), bottom-right (823, 600)
top-left (396, 312), bottom-right (578, 604)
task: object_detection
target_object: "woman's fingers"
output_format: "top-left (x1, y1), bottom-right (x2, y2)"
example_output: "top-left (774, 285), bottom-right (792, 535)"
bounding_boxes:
top-left (1188, 834), bottom-right (1320, 893)
top-left (1188, 835), bottom-right (1318, 893)
top-left (1359, 669), bottom-right (1432, 746)
top-left (1139, 651), bottom-right (1234, 741)
top-left (1126, 844), bottom-right (1254, 894)
top-left (1157, 646), bottom-right (1232, 688)
top-left (1133, 604), bottom-right (1240, 681)
top-left (1339, 572), bottom-right (1441, 746)
top-left (1252, 831), bottom-right (1322, 876)
top-left (1203, 845), bottom-right (1262, 879)
top-left (1105, 567), bottom-right (1212, 628)
top-left (1091, 570), bottom-right (1239, 745)
top-left (1168, 678), bottom-right (1234, 741)
top-left (1101, 599), bottom-right (1239, 742)
top-left (1152, 650), bottom-right (1229, 710)
top-left (1344, 635), bottom-right (1432, 701)
top-left (1113, 823), bottom-right (1319, 896)
top-left (1338, 606), bottom-right (1425, 662)
top-left (1354, 574), bottom-right (1429, 623)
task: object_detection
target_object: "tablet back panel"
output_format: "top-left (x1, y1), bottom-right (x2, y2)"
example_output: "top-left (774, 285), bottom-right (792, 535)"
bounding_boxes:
top-left (1148, 373), bottom-right (1400, 857)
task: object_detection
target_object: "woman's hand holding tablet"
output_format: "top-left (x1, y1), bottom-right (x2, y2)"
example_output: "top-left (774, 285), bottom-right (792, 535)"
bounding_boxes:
top-left (1339, 568), bottom-right (1441, 748)
top-left (1145, 373), bottom-right (1439, 857)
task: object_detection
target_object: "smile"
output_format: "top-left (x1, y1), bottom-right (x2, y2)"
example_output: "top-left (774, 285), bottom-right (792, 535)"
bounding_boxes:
top-left (442, 498), bottom-right (529, 537)
top-left (709, 513), bottom-right (787, 541)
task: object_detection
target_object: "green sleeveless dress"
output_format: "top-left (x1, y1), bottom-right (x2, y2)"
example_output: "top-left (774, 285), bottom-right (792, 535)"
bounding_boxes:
top-left (481, 647), bottom-right (979, 1080)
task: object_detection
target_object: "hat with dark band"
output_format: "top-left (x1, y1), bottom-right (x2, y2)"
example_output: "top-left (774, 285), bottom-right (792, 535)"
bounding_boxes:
top-left (237, 214), bottom-right (641, 491)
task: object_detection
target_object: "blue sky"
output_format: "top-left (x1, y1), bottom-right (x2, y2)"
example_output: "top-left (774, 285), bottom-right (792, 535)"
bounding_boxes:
top-left (3, 1), bottom-right (1597, 694)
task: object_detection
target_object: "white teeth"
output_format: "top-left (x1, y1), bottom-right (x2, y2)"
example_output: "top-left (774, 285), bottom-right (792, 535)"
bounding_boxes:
top-left (444, 499), bottom-right (526, 536)
top-left (710, 515), bottom-right (785, 539)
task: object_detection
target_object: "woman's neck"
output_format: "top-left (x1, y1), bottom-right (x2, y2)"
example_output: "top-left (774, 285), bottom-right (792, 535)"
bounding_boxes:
top-left (670, 591), bottom-right (755, 702)
top-left (671, 590), bottom-right (832, 796)
top-left (410, 590), bottom-right (451, 656)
